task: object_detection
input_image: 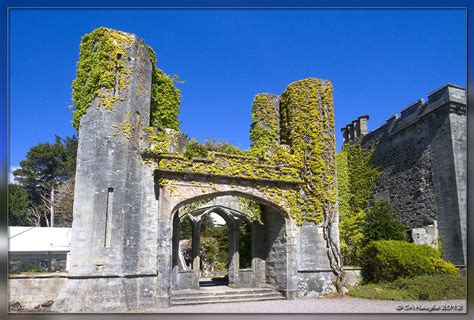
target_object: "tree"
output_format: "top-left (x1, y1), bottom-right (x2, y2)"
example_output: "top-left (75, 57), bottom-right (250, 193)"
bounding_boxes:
top-left (8, 184), bottom-right (31, 226)
top-left (362, 200), bottom-right (408, 246)
top-left (13, 135), bottom-right (78, 227)
top-left (53, 177), bottom-right (75, 227)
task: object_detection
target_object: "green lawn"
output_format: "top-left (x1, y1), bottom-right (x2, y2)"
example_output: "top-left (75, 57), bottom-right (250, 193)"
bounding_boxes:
top-left (347, 274), bottom-right (466, 301)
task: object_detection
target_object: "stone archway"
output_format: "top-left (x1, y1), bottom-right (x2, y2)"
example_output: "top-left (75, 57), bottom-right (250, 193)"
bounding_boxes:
top-left (156, 179), bottom-right (299, 301)
top-left (172, 204), bottom-right (248, 289)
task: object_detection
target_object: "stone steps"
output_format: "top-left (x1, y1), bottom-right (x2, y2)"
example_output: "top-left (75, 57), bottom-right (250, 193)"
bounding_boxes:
top-left (171, 287), bottom-right (285, 306)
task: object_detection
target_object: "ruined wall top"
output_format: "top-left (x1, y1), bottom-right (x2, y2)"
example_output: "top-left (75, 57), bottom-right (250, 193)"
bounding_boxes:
top-left (342, 84), bottom-right (466, 145)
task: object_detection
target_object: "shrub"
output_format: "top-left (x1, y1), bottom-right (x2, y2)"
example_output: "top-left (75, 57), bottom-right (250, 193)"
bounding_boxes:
top-left (183, 139), bottom-right (208, 159)
top-left (362, 200), bottom-right (408, 246)
top-left (361, 240), bottom-right (458, 282)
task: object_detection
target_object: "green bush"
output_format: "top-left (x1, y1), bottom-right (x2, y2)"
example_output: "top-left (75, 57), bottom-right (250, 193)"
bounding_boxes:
top-left (362, 200), bottom-right (408, 246)
top-left (183, 138), bottom-right (208, 159)
top-left (361, 240), bottom-right (458, 282)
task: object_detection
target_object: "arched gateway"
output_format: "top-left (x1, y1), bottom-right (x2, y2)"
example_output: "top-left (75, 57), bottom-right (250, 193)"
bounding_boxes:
top-left (52, 28), bottom-right (341, 312)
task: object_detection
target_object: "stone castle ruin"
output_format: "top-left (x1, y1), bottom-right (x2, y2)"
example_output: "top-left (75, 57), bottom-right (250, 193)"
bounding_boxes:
top-left (342, 84), bottom-right (466, 266)
top-left (52, 28), bottom-right (341, 312)
top-left (49, 27), bottom-right (466, 312)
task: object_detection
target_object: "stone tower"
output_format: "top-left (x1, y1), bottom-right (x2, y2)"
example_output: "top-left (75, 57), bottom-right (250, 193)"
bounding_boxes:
top-left (53, 29), bottom-right (162, 312)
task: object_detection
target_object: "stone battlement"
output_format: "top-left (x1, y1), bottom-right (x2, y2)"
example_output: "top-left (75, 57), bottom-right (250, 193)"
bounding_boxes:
top-left (342, 84), bottom-right (466, 145)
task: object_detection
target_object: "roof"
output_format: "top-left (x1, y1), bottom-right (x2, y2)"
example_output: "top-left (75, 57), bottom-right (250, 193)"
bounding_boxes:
top-left (9, 227), bottom-right (71, 253)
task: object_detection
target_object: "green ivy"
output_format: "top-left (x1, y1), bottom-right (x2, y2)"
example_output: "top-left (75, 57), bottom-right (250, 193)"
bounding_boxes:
top-left (150, 66), bottom-right (181, 131)
top-left (345, 143), bottom-right (381, 213)
top-left (337, 142), bottom-right (381, 265)
top-left (147, 78), bottom-right (337, 224)
top-left (71, 27), bottom-right (134, 130)
top-left (250, 94), bottom-right (280, 154)
top-left (279, 78), bottom-right (337, 223)
top-left (71, 28), bottom-right (181, 133)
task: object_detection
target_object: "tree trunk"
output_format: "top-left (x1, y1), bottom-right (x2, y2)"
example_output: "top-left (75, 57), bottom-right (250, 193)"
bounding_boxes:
top-left (50, 187), bottom-right (55, 227)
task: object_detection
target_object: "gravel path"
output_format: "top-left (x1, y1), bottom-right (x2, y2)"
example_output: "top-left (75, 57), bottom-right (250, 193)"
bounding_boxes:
top-left (155, 297), bottom-right (467, 314)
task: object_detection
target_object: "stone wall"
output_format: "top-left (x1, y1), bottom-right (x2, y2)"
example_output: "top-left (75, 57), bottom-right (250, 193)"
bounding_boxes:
top-left (261, 207), bottom-right (287, 290)
top-left (343, 84), bottom-right (466, 265)
top-left (9, 275), bottom-right (67, 309)
top-left (296, 222), bottom-right (336, 297)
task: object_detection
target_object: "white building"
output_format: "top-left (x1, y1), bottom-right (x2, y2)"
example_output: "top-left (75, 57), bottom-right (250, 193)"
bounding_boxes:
top-left (9, 227), bottom-right (71, 272)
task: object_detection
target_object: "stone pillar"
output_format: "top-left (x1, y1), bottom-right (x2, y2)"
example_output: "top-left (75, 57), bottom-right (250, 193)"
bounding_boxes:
top-left (228, 220), bottom-right (240, 287)
top-left (191, 220), bottom-right (201, 276)
top-left (352, 120), bottom-right (360, 139)
top-left (171, 213), bottom-right (180, 287)
top-left (347, 124), bottom-right (354, 142)
top-left (358, 115), bottom-right (369, 136)
top-left (252, 221), bottom-right (266, 286)
top-left (341, 127), bottom-right (348, 144)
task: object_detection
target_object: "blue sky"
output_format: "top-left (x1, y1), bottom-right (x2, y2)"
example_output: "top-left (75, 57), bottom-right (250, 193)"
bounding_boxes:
top-left (9, 9), bottom-right (466, 178)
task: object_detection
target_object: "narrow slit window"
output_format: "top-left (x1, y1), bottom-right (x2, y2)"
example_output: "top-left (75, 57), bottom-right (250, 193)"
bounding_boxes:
top-left (105, 187), bottom-right (114, 247)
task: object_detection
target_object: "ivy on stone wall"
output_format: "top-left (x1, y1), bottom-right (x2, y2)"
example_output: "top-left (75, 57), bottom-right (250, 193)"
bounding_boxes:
top-left (344, 143), bottom-right (381, 214)
top-left (249, 94), bottom-right (280, 155)
top-left (146, 78), bottom-right (337, 226)
top-left (148, 44), bottom-right (181, 131)
top-left (71, 27), bottom-right (134, 130)
top-left (279, 78), bottom-right (337, 223)
top-left (71, 28), bottom-right (181, 133)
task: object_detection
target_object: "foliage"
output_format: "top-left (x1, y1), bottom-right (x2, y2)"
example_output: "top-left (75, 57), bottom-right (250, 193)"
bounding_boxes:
top-left (347, 274), bottom-right (466, 301)
top-left (203, 139), bottom-right (246, 155)
top-left (362, 200), bottom-right (407, 246)
top-left (239, 221), bottom-right (252, 268)
top-left (339, 143), bottom-right (381, 214)
top-left (336, 142), bottom-right (381, 265)
top-left (149, 79), bottom-right (336, 225)
top-left (237, 198), bottom-right (262, 223)
top-left (347, 282), bottom-right (415, 300)
top-left (360, 240), bottom-right (459, 283)
top-left (390, 274), bottom-right (466, 300)
top-left (250, 94), bottom-right (280, 154)
top-left (183, 138), bottom-right (209, 159)
top-left (72, 28), bottom-right (181, 133)
top-left (339, 210), bottom-right (366, 266)
top-left (53, 177), bottom-right (75, 227)
top-left (200, 214), bottom-right (229, 274)
top-left (14, 135), bottom-right (77, 199)
top-left (71, 27), bottom-right (134, 130)
top-left (8, 184), bottom-right (32, 226)
top-left (279, 79), bottom-right (337, 223)
top-left (12, 135), bottom-right (78, 227)
top-left (150, 66), bottom-right (181, 131)
top-left (157, 153), bottom-right (301, 185)
top-left (336, 150), bottom-right (350, 218)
